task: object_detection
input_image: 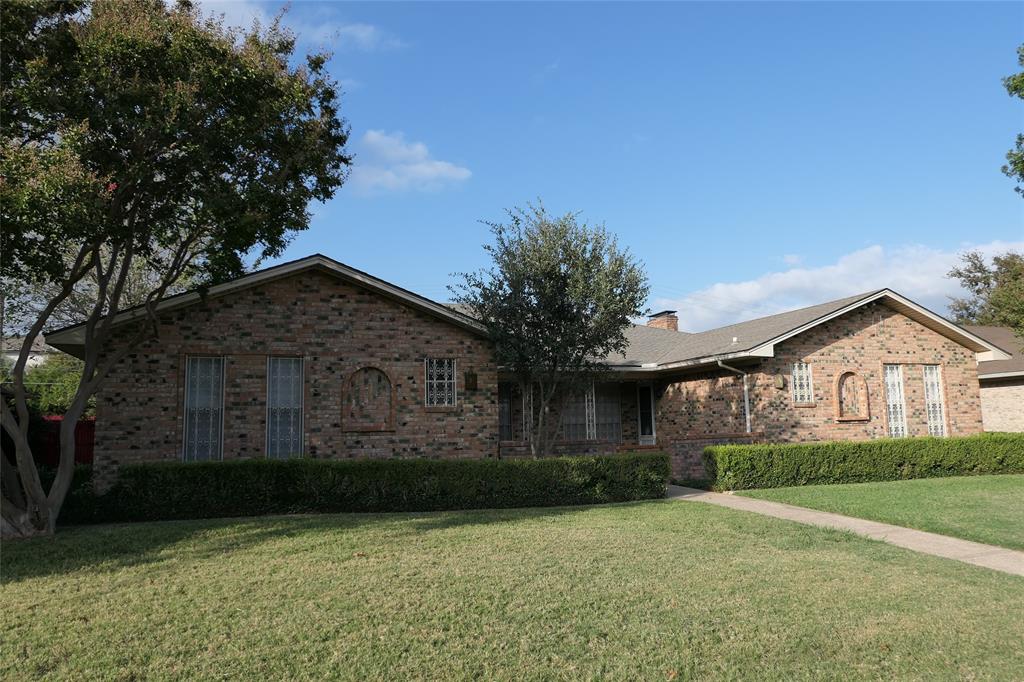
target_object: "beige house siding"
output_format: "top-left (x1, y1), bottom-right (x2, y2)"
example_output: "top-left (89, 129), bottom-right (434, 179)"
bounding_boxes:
top-left (979, 378), bottom-right (1024, 432)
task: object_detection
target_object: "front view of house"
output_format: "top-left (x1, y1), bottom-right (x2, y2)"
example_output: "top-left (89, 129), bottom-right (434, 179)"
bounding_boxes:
top-left (45, 255), bottom-right (1012, 484)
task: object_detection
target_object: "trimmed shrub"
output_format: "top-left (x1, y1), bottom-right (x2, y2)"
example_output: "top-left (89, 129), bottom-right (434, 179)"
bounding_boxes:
top-left (57, 452), bottom-right (670, 524)
top-left (703, 433), bottom-right (1024, 490)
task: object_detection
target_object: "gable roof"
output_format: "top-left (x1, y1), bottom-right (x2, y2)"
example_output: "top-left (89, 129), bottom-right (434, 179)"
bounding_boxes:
top-left (45, 255), bottom-right (1011, 370)
top-left (605, 289), bottom-right (1010, 371)
top-left (962, 325), bottom-right (1024, 379)
top-left (45, 254), bottom-right (487, 357)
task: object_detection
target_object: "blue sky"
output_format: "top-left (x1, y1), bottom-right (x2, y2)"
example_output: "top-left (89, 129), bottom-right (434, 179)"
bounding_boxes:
top-left (203, 0), bottom-right (1023, 330)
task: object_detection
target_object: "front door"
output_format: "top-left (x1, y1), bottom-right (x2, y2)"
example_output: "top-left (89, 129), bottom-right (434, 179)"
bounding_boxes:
top-left (638, 383), bottom-right (656, 446)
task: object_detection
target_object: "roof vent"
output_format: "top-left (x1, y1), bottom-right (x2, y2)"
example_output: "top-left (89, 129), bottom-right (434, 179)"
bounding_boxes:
top-left (732, 336), bottom-right (738, 345)
top-left (647, 310), bottom-right (678, 332)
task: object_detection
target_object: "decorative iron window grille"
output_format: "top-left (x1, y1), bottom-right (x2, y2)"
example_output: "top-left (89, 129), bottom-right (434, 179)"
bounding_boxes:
top-left (922, 365), bottom-right (946, 437)
top-left (425, 358), bottom-right (457, 407)
top-left (183, 356), bottom-right (224, 461)
top-left (883, 364), bottom-right (908, 437)
top-left (267, 357), bottom-right (303, 458)
top-left (791, 362), bottom-right (814, 403)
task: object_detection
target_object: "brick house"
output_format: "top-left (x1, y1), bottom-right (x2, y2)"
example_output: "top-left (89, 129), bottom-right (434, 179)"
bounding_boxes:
top-left (45, 254), bottom-right (1011, 484)
top-left (962, 325), bottom-right (1024, 432)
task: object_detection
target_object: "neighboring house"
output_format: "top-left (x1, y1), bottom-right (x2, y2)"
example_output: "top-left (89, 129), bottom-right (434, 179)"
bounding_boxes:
top-left (44, 254), bottom-right (1010, 485)
top-left (962, 325), bottom-right (1024, 432)
top-left (1, 335), bottom-right (60, 369)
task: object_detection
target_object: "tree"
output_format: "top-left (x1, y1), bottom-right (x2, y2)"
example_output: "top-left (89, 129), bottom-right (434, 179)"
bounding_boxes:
top-left (1003, 45), bottom-right (1024, 196)
top-left (452, 204), bottom-right (649, 458)
top-left (22, 355), bottom-right (95, 416)
top-left (948, 251), bottom-right (1024, 344)
top-left (0, 0), bottom-right (351, 537)
top-left (1, 245), bottom-right (203, 336)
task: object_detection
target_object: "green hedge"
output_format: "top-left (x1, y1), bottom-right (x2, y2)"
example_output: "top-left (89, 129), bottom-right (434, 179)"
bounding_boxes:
top-left (57, 452), bottom-right (670, 524)
top-left (703, 433), bottom-right (1024, 491)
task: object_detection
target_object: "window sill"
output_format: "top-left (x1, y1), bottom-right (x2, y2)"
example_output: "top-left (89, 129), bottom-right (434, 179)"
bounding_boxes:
top-left (793, 402), bottom-right (817, 408)
top-left (424, 405), bottom-right (459, 413)
top-left (835, 416), bottom-right (870, 423)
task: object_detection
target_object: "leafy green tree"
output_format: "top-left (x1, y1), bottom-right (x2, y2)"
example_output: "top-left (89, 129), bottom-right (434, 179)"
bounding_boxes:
top-left (23, 355), bottom-right (95, 416)
top-left (452, 204), bottom-right (649, 457)
top-left (1003, 45), bottom-right (1024, 196)
top-left (0, 0), bottom-right (351, 537)
top-left (948, 251), bottom-right (1024, 345)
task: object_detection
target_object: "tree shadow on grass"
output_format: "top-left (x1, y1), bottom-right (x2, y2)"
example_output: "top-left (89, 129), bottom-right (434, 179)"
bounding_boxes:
top-left (0, 501), bottom-right (644, 584)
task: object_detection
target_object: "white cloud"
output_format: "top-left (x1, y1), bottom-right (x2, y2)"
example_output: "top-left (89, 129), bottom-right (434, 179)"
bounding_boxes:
top-left (653, 240), bottom-right (1024, 332)
top-left (782, 254), bottom-right (802, 266)
top-left (348, 130), bottom-right (472, 194)
top-left (195, 1), bottom-right (402, 51)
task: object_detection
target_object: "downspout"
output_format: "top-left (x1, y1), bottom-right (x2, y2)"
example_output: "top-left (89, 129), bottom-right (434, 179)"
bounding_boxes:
top-left (717, 360), bottom-right (751, 434)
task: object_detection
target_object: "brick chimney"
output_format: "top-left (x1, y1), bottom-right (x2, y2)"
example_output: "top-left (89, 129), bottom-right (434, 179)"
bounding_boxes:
top-left (647, 310), bottom-right (678, 332)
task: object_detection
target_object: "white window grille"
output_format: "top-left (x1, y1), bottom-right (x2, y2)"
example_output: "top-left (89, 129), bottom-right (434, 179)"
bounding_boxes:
top-left (267, 357), bottom-right (303, 458)
top-left (883, 364), bottom-right (908, 437)
top-left (922, 365), bottom-right (946, 437)
top-left (791, 362), bottom-right (814, 403)
top-left (183, 356), bottom-right (224, 461)
top-left (425, 358), bottom-right (457, 407)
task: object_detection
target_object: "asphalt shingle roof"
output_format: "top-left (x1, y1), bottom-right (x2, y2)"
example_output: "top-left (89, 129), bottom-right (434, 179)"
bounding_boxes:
top-left (962, 325), bottom-right (1023, 377)
top-left (604, 290), bottom-right (883, 366)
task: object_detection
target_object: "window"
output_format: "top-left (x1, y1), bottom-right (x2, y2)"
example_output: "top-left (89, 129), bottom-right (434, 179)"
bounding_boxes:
top-left (559, 386), bottom-right (590, 441)
top-left (923, 365), bottom-right (946, 437)
top-left (594, 384), bottom-right (622, 442)
top-left (883, 364), bottom-right (907, 437)
top-left (346, 367), bottom-right (392, 431)
top-left (792, 362), bottom-right (814, 404)
top-left (183, 356), bottom-right (224, 461)
top-left (267, 357), bottom-right (303, 459)
top-left (638, 384), bottom-right (656, 446)
top-left (558, 383), bottom-right (622, 442)
top-left (425, 358), bottom-right (457, 407)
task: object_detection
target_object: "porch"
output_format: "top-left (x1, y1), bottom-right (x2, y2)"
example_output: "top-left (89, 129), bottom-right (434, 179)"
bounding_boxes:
top-left (496, 380), bottom-right (659, 458)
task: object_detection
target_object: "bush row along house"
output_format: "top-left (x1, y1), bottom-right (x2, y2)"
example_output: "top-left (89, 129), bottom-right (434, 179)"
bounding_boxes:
top-left (44, 254), bottom-right (1014, 484)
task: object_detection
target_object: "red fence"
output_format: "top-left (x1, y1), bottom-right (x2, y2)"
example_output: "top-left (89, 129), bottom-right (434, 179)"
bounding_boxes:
top-left (33, 416), bottom-right (95, 467)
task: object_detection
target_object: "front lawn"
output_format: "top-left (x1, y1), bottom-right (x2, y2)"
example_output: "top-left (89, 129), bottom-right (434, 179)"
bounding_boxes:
top-left (740, 474), bottom-right (1024, 550)
top-left (3, 501), bottom-right (1023, 680)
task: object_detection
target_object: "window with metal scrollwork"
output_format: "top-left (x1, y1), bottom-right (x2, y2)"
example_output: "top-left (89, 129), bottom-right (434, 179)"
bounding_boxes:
top-left (922, 365), bottom-right (946, 437)
top-left (883, 364), bottom-right (908, 437)
top-left (183, 356), bottom-right (224, 461)
top-left (791, 362), bottom-right (814, 404)
top-left (425, 358), bottom-right (457, 407)
top-left (346, 367), bottom-right (393, 431)
top-left (267, 357), bottom-right (303, 459)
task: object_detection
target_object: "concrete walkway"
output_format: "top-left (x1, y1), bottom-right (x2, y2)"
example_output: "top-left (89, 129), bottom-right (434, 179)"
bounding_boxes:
top-left (667, 485), bottom-right (1024, 577)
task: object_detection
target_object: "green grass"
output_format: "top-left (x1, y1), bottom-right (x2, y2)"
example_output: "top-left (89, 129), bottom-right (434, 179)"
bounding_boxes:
top-left (740, 474), bottom-right (1024, 550)
top-left (3, 501), bottom-right (1023, 680)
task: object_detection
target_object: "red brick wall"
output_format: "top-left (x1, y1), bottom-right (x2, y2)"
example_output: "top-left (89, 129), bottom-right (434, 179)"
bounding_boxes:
top-left (93, 270), bottom-right (499, 487)
top-left (656, 301), bottom-right (984, 478)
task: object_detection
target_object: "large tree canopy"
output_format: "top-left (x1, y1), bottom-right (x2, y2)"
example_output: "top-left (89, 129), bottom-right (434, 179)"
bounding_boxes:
top-left (452, 204), bottom-right (649, 457)
top-left (0, 0), bottom-right (351, 537)
top-left (948, 250), bottom-right (1024, 345)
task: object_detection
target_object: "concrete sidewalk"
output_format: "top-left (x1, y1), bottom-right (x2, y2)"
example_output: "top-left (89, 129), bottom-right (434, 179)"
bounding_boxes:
top-left (667, 485), bottom-right (1024, 577)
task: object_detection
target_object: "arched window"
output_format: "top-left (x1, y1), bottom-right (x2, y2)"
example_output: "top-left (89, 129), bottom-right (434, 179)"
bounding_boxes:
top-left (345, 367), bottom-right (393, 431)
top-left (836, 371), bottom-right (869, 421)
